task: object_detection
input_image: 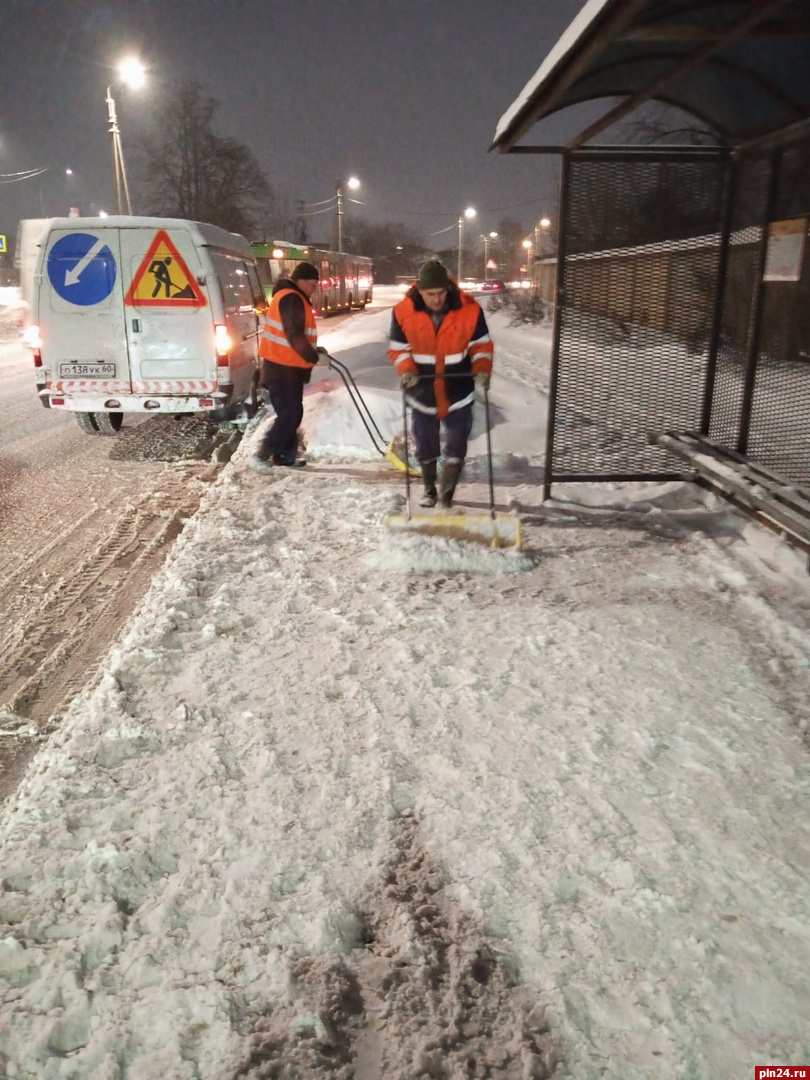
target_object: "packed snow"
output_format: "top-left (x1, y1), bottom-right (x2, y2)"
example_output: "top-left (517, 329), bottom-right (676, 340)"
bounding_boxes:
top-left (1, 287), bottom-right (809, 1079)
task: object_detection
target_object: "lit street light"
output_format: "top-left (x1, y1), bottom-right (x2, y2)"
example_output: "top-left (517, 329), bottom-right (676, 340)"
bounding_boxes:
top-left (336, 176), bottom-right (360, 252)
top-left (522, 238), bottom-right (533, 282)
top-left (106, 57), bottom-right (145, 215)
top-left (457, 206), bottom-right (476, 281)
top-left (534, 216), bottom-right (552, 258)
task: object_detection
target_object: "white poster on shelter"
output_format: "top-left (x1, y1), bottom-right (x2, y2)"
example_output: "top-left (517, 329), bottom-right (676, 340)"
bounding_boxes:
top-left (763, 218), bottom-right (807, 282)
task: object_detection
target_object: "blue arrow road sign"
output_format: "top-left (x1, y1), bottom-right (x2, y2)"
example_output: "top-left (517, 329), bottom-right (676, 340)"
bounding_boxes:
top-left (47, 232), bottom-right (117, 306)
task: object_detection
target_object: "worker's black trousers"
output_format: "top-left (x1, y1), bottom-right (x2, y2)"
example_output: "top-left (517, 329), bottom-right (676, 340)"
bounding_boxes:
top-left (412, 404), bottom-right (473, 464)
top-left (258, 366), bottom-right (307, 462)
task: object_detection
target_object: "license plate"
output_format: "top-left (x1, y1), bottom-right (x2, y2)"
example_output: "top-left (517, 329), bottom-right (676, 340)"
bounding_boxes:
top-left (59, 363), bottom-right (116, 378)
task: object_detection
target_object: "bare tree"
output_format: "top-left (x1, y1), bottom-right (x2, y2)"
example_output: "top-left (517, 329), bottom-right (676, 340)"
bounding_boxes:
top-left (136, 80), bottom-right (276, 238)
top-left (351, 220), bottom-right (428, 282)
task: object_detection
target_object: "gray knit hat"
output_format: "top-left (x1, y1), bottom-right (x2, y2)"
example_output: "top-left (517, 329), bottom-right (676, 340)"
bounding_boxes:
top-left (417, 259), bottom-right (450, 290)
top-left (290, 261), bottom-right (319, 282)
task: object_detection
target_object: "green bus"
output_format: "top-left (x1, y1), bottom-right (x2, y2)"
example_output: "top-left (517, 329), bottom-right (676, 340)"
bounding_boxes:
top-left (251, 240), bottom-right (373, 316)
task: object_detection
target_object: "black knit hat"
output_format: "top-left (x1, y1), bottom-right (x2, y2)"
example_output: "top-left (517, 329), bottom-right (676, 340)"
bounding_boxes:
top-left (417, 259), bottom-right (450, 290)
top-left (290, 261), bottom-right (319, 282)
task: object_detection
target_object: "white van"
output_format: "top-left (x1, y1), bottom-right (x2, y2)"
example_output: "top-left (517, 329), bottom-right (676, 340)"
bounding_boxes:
top-left (28, 216), bottom-right (265, 434)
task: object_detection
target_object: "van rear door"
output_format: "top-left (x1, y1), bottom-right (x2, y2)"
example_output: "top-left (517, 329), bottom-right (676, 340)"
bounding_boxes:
top-left (40, 226), bottom-right (130, 393)
top-left (208, 251), bottom-right (263, 399)
top-left (119, 226), bottom-right (215, 396)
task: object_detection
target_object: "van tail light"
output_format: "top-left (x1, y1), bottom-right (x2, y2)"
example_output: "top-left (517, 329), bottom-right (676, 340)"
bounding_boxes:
top-left (214, 323), bottom-right (232, 358)
top-left (33, 350), bottom-right (43, 368)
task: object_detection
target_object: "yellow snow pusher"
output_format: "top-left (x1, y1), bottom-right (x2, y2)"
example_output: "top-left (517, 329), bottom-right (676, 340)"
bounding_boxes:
top-left (328, 355), bottom-right (419, 476)
top-left (383, 378), bottom-right (522, 550)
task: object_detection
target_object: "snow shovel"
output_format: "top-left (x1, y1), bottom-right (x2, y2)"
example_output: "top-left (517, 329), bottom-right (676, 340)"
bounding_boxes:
top-left (327, 355), bottom-right (419, 476)
top-left (383, 377), bottom-right (522, 550)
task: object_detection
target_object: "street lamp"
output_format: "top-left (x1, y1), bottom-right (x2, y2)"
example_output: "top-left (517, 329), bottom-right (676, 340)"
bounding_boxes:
top-left (534, 216), bottom-right (552, 258)
top-left (522, 238), bottom-right (533, 283)
top-left (105, 57), bottom-right (145, 215)
top-left (335, 176), bottom-right (360, 252)
top-left (482, 231), bottom-right (498, 281)
top-left (457, 206), bottom-right (476, 281)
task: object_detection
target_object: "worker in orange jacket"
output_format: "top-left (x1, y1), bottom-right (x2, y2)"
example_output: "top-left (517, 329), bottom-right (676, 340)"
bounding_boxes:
top-left (387, 259), bottom-right (494, 507)
top-left (249, 261), bottom-right (330, 472)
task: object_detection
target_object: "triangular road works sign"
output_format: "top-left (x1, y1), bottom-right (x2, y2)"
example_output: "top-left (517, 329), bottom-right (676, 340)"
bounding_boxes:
top-left (124, 230), bottom-right (208, 307)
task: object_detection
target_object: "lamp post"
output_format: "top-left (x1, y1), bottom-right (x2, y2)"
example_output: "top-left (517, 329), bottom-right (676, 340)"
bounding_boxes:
top-left (335, 176), bottom-right (360, 252)
top-left (534, 216), bottom-right (552, 258)
top-left (522, 238), bottom-right (533, 284)
top-left (482, 231), bottom-right (498, 281)
top-left (106, 57), bottom-right (145, 215)
top-left (456, 206), bottom-right (476, 282)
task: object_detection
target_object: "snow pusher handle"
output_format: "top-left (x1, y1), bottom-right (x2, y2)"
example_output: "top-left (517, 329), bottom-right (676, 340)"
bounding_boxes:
top-left (327, 354), bottom-right (420, 478)
top-left (327, 355), bottom-right (388, 457)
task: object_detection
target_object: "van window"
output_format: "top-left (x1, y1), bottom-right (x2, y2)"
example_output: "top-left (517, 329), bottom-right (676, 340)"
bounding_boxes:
top-left (211, 252), bottom-right (257, 314)
top-left (245, 262), bottom-right (266, 307)
top-left (255, 257), bottom-right (273, 291)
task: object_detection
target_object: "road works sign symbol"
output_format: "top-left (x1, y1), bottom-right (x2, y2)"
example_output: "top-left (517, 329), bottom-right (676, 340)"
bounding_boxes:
top-left (124, 230), bottom-right (207, 307)
top-left (47, 233), bottom-right (117, 306)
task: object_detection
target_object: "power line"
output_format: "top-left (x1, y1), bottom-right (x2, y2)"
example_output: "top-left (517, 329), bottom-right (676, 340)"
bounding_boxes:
top-left (371, 197), bottom-right (554, 219)
top-left (0, 166), bottom-right (48, 178)
top-left (0, 167), bottom-right (49, 185)
top-left (424, 223), bottom-right (457, 238)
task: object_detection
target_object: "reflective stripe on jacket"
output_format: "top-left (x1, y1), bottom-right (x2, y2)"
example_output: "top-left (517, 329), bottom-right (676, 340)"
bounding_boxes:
top-left (259, 287), bottom-right (318, 370)
top-left (387, 284), bottom-right (493, 418)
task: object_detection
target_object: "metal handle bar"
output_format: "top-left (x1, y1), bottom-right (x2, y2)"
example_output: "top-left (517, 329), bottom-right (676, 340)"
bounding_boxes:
top-left (328, 355), bottom-right (389, 458)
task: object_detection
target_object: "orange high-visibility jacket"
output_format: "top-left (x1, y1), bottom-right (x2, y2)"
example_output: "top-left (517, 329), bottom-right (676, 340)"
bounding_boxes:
top-left (387, 285), bottom-right (493, 418)
top-left (259, 287), bottom-right (318, 370)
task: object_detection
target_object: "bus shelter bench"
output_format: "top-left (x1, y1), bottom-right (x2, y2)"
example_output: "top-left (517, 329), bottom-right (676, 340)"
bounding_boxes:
top-left (651, 431), bottom-right (810, 555)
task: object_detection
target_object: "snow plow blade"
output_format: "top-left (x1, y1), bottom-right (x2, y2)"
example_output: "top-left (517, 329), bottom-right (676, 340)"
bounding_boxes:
top-left (383, 510), bottom-right (522, 549)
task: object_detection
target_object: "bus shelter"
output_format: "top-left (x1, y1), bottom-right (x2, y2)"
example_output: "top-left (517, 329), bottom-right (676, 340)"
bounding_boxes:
top-left (491, 0), bottom-right (810, 557)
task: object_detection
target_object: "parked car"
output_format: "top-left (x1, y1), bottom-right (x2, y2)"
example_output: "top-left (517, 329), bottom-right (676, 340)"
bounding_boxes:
top-left (481, 279), bottom-right (505, 292)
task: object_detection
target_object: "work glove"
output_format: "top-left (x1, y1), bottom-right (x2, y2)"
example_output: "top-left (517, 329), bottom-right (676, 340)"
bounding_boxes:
top-left (474, 371), bottom-right (491, 391)
top-left (315, 346), bottom-right (332, 367)
top-left (400, 371), bottom-right (419, 390)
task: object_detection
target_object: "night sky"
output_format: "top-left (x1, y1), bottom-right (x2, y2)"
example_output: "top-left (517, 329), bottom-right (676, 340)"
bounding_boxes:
top-left (0, 0), bottom-right (589, 246)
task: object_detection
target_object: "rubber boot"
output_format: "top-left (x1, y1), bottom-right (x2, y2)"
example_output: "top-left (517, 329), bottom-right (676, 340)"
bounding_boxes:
top-left (439, 461), bottom-right (463, 508)
top-left (419, 460), bottom-right (438, 508)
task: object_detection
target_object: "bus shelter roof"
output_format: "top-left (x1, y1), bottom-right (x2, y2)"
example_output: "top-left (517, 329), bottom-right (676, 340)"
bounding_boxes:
top-left (491, 0), bottom-right (810, 153)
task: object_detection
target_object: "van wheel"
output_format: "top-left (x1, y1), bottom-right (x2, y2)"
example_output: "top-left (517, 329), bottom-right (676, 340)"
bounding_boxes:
top-left (94, 412), bottom-right (124, 434)
top-left (75, 412), bottom-right (100, 434)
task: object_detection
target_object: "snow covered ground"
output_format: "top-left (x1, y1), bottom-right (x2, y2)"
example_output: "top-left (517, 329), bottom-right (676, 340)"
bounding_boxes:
top-left (1, 287), bottom-right (809, 1079)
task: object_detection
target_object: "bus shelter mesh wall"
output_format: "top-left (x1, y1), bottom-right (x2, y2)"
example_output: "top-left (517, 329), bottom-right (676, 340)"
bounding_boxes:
top-left (550, 154), bottom-right (726, 480)
top-left (737, 145), bottom-right (808, 486)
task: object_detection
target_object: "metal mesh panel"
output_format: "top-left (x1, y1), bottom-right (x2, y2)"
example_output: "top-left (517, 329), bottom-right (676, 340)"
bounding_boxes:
top-left (750, 142), bottom-right (810, 484)
top-left (747, 272), bottom-right (810, 485)
top-left (708, 155), bottom-right (769, 447)
top-left (710, 148), bottom-right (810, 485)
top-left (550, 153), bottom-right (725, 479)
